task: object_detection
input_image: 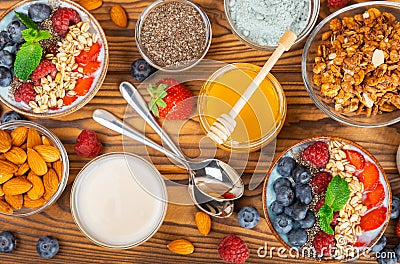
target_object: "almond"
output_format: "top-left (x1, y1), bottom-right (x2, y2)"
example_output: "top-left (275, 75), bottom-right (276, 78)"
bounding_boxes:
top-left (0, 160), bottom-right (18, 174)
top-left (3, 177), bottom-right (32, 195)
top-left (16, 162), bottom-right (30, 176)
top-left (27, 172), bottom-right (44, 200)
top-left (0, 171), bottom-right (13, 184)
top-left (5, 194), bottom-right (23, 210)
top-left (0, 199), bottom-right (13, 214)
top-left (27, 128), bottom-right (42, 149)
top-left (27, 148), bottom-right (48, 176)
top-left (0, 130), bottom-right (12, 153)
top-left (41, 136), bottom-right (52, 146)
top-left (195, 211), bottom-right (211, 236)
top-left (33, 145), bottom-right (61, 163)
top-left (4, 147), bottom-right (27, 165)
top-left (167, 239), bottom-right (194, 255)
top-left (78, 0), bottom-right (103, 10)
top-left (11, 126), bottom-right (28, 147)
top-left (43, 168), bottom-right (59, 195)
top-left (20, 143), bottom-right (27, 150)
top-left (52, 160), bottom-right (63, 182)
top-left (0, 186), bottom-right (4, 197)
top-left (110, 5), bottom-right (128, 28)
top-left (23, 195), bottom-right (45, 208)
top-left (0, 154), bottom-right (5, 160)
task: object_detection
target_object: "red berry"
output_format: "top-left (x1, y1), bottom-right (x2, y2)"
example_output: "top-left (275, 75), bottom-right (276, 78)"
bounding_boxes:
top-left (311, 171), bottom-right (332, 194)
top-left (331, 212), bottom-right (339, 226)
top-left (76, 42), bottom-right (101, 66)
top-left (358, 161), bottom-right (379, 191)
top-left (14, 82), bottom-right (36, 104)
top-left (312, 231), bottom-right (335, 257)
top-left (364, 183), bottom-right (385, 209)
top-left (218, 234), bottom-right (249, 264)
top-left (359, 206), bottom-right (387, 232)
top-left (315, 197), bottom-right (325, 211)
top-left (30, 60), bottom-right (57, 86)
top-left (327, 0), bottom-right (349, 8)
top-left (344, 150), bottom-right (365, 170)
top-left (74, 130), bottom-right (102, 158)
top-left (52, 7), bottom-right (81, 37)
top-left (74, 77), bottom-right (94, 96)
top-left (301, 141), bottom-right (329, 169)
top-left (396, 220), bottom-right (400, 238)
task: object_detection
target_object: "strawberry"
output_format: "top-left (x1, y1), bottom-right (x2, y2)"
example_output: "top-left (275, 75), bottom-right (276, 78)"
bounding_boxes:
top-left (327, 0), bottom-right (349, 8)
top-left (63, 95), bottom-right (78, 106)
top-left (360, 206), bottom-right (387, 232)
top-left (344, 150), bottom-right (365, 170)
top-left (358, 161), bottom-right (379, 191)
top-left (75, 42), bottom-right (101, 65)
top-left (148, 78), bottom-right (194, 120)
top-left (74, 77), bottom-right (94, 96)
top-left (82, 61), bottom-right (101, 74)
top-left (364, 183), bottom-right (385, 209)
top-left (352, 240), bottom-right (368, 248)
top-left (397, 220), bottom-right (400, 238)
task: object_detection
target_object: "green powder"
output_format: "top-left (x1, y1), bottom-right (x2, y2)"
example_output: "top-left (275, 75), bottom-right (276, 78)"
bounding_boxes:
top-left (228, 0), bottom-right (310, 46)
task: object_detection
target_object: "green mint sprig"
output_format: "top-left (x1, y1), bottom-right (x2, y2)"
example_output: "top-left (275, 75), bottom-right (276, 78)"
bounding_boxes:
top-left (317, 176), bottom-right (350, 235)
top-left (13, 11), bottom-right (52, 80)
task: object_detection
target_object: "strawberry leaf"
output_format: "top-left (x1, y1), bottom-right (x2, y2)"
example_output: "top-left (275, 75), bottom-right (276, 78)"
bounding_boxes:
top-left (15, 11), bottom-right (38, 30)
top-left (14, 42), bottom-right (42, 80)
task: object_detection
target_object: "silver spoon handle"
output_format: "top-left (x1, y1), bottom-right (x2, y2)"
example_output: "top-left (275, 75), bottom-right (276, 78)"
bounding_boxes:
top-left (93, 109), bottom-right (189, 169)
top-left (120, 81), bottom-right (185, 158)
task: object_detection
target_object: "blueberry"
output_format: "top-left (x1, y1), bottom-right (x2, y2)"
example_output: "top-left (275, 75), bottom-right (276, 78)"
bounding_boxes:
top-left (130, 59), bottom-right (156, 82)
top-left (295, 183), bottom-right (312, 205)
top-left (270, 200), bottom-right (284, 215)
top-left (377, 248), bottom-right (397, 264)
top-left (7, 20), bottom-right (25, 44)
top-left (273, 177), bottom-right (291, 192)
top-left (276, 185), bottom-right (294, 206)
top-left (292, 201), bottom-right (308, 221)
top-left (292, 165), bottom-right (311, 184)
top-left (276, 156), bottom-right (296, 177)
top-left (1, 111), bottom-right (23, 124)
top-left (36, 236), bottom-right (59, 259)
top-left (0, 66), bottom-right (12, 87)
top-left (284, 203), bottom-right (294, 217)
top-left (0, 50), bottom-right (14, 69)
top-left (7, 42), bottom-right (22, 55)
top-left (0, 31), bottom-right (11, 50)
top-left (28, 4), bottom-right (52, 23)
top-left (237, 206), bottom-right (260, 229)
top-left (273, 214), bottom-right (293, 234)
top-left (391, 195), bottom-right (400, 219)
top-left (297, 210), bottom-right (315, 229)
top-left (287, 228), bottom-right (307, 247)
top-left (371, 235), bottom-right (386, 253)
top-left (0, 231), bottom-right (16, 253)
top-left (394, 243), bottom-right (400, 262)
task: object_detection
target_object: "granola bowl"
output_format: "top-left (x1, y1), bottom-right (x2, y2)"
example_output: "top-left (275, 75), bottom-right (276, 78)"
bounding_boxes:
top-left (302, 2), bottom-right (400, 127)
top-left (263, 137), bottom-right (391, 262)
top-left (0, 0), bottom-right (108, 118)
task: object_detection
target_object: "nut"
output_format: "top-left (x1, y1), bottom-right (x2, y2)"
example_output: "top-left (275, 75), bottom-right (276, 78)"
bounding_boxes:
top-left (0, 160), bottom-right (18, 174)
top-left (167, 239), bottom-right (195, 255)
top-left (23, 195), bottom-right (45, 208)
top-left (110, 5), bottom-right (128, 27)
top-left (27, 148), bottom-right (48, 176)
top-left (11, 127), bottom-right (28, 147)
top-left (41, 136), bottom-right (52, 146)
top-left (43, 168), bottom-right (59, 197)
top-left (33, 145), bottom-right (61, 163)
top-left (78, 0), bottom-right (103, 10)
top-left (4, 147), bottom-right (27, 165)
top-left (5, 194), bottom-right (23, 210)
top-left (27, 172), bottom-right (45, 200)
top-left (0, 200), bottom-right (13, 214)
top-left (16, 162), bottom-right (30, 176)
top-left (3, 177), bottom-right (32, 195)
top-left (52, 160), bottom-right (63, 182)
top-left (27, 128), bottom-right (42, 149)
top-left (195, 211), bottom-right (211, 236)
top-left (0, 130), bottom-right (12, 153)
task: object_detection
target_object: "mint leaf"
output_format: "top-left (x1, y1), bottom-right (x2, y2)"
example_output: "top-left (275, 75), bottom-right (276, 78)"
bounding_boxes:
top-left (22, 28), bottom-right (38, 42)
top-left (15, 11), bottom-right (38, 30)
top-left (325, 176), bottom-right (350, 212)
top-left (318, 204), bottom-right (334, 235)
top-left (14, 42), bottom-right (42, 80)
top-left (36, 30), bottom-right (52, 41)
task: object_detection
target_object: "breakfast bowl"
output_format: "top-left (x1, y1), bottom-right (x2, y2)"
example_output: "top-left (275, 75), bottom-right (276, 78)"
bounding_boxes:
top-left (262, 137), bottom-right (391, 261)
top-left (0, 120), bottom-right (69, 217)
top-left (302, 2), bottom-right (400, 127)
top-left (224, 0), bottom-right (320, 50)
top-left (0, 0), bottom-right (109, 118)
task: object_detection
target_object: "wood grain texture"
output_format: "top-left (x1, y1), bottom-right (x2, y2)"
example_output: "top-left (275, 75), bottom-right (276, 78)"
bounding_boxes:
top-left (0, 0), bottom-right (399, 263)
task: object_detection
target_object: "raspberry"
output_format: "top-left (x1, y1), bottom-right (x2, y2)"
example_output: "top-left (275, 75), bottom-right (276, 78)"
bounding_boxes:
top-left (301, 141), bottom-right (329, 169)
top-left (311, 171), bottom-right (332, 194)
top-left (218, 234), bottom-right (249, 264)
top-left (31, 60), bottom-right (57, 86)
top-left (14, 82), bottom-right (36, 104)
top-left (315, 198), bottom-right (324, 211)
top-left (327, 0), bottom-right (349, 8)
top-left (74, 130), bottom-right (102, 158)
top-left (51, 8), bottom-right (81, 37)
top-left (330, 212), bottom-right (339, 226)
top-left (312, 231), bottom-right (335, 257)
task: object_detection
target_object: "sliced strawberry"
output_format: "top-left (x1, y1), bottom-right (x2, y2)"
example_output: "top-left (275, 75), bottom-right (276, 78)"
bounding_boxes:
top-left (344, 150), bottom-right (365, 170)
top-left (63, 95), bottom-right (78, 106)
top-left (352, 240), bottom-right (368, 247)
top-left (222, 193), bottom-right (235, 199)
top-left (359, 206), bottom-right (387, 232)
top-left (74, 77), bottom-right (94, 96)
top-left (364, 183), bottom-right (385, 209)
top-left (358, 161), bottom-right (379, 191)
top-left (397, 220), bottom-right (400, 238)
top-left (82, 61), bottom-right (101, 74)
top-left (75, 42), bottom-right (101, 65)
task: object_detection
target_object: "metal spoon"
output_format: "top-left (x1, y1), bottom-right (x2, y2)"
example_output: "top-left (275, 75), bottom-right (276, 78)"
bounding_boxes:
top-left (92, 109), bottom-right (244, 203)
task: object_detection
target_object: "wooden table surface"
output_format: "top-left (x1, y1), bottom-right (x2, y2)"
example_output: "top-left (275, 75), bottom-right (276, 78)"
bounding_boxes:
top-left (0, 0), bottom-right (400, 263)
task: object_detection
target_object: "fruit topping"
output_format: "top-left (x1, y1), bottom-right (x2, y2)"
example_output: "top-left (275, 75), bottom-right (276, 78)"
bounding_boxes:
top-left (1, 111), bottom-right (23, 124)
top-left (75, 42), bottom-right (101, 66)
top-left (51, 7), bottom-right (81, 37)
top-left (82, 61), bottom-right (101, 74)
top-left (288, 228), bottom-right (307, 247)
top-left (275, 185), bottom-right (294, 206)
top-left (315, 197), bottom-right (324, 211)
top-left (28, 3), bottom-right (52, 23)
top-left (392, 195), bottom-right (400, 219)
top-left (376, 248), bottom-right (397, 264)
top-left (364, 183), bottom-right (385, 209)
top-left (310, 171), bottom-right (332, 194)
top-left (0, 231), bottom-right (16, 253)
top-left (74, 76), bottom-right (94, 96)
top-left (292, 164), bottom-right (311, 184)
top-left (237, 206), bottom-right (260, 229)
top-left (276, 156), bottom-right (296, 177)
top-left (0, 66), bottom-right (12, 87)
top-left (297, 210), bottom-right (315, 229)
top-left (269, 200), bottom-right (283, 215)
top-left (36, 236), bottom-right (59, 259)
top-left (358, 161), bottom-right (379, 191)
top-left (371, 235), bottom-right (386, 253)
top-left (273, 177), bottom-right (291, 192)
top-left (62, 95), bottom-right (78, 106)
top-left (0, 50), bottom-right (14, 69)
top-left (301, 141), bottom-right (329, 168)
top-left (218, 234), bottom-right (249, 264)
top-left (130, 59), bottom-right (157, 82)
top-left (359, 206), bottom-right (387, 232)
top-left (344, 149), bottom-right (365, 170)
top-left (396, 220), bottom-right (400, 238)
top-left (312, 231), bottom-right (335, 257)
top-left (74, 130), bottom-right (102, 158)
top-left (0, 31), bottom-right (11, 50)
top-left (273, 214), bottom-right (293, 234)
top-left (291, 201), bottom-right (308, 221)
top-left (30, 60), bottom-right (57, 86)
top-left (7, 20), bottom-right (25, 44)
top-left (14, 82), bottom-right (36, 104)
top-left (294, 183), bottom-right (312, 205)
top-left (327, 0), bottom-right (349, 8)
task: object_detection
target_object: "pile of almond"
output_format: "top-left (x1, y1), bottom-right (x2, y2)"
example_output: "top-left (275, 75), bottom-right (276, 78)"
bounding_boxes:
top-left (0, 127), bottom-right (63, 214)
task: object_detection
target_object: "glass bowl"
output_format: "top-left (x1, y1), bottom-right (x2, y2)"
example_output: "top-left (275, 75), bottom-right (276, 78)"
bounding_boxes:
top-left (0, 121), bottom-right (69, 217)
top-left (224, 0), bottom-right (320, 50)
top-left (302, 1), bottom-right (400, 127)
top-left (135, 0), bottom-right (212, 72)
top-left (198, 63), bottom-right (286, 152)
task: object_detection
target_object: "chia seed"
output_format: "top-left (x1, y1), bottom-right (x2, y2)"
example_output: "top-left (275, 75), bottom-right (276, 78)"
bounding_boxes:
top-left (139, 1), bottom-right (208, 68)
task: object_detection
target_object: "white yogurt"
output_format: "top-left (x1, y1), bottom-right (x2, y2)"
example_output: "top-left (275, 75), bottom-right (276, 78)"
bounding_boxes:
top-left (71, 153), bottom-right (167, 248)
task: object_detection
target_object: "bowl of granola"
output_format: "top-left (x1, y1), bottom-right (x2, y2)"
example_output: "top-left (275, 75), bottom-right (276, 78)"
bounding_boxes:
top-left (302, 2), bottom-right (400, 127)
top-left (0, 0), bottom-right (108, 118)
top-left (263, 137), bottom-right (391, 261)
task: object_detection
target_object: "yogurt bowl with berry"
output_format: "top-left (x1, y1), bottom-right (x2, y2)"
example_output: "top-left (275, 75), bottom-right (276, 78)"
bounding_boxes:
top-left (262, 137), bottom-right (391, 262)
top-left (0, 0), bottom-right (108, 118)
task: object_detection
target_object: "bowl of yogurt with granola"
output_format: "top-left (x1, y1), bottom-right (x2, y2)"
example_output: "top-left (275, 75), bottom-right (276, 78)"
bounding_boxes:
top-left (263, 137), bottom-right (391, 261)
top-left (0, 0), bottom-right (108, 118)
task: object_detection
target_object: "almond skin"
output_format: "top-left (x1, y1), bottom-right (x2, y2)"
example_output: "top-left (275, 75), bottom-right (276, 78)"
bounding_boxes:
top-left (33, 145), bottom-right (61, 163)
top-left (52, 160), bottom-right (63, 182)
top-left (27, 172), bottom-right (45, 200)
top-left (167, 239), bottom-right (195, 255)
top-left (195, 211), bottom-right (211, 236)
top-left (43, 168), bottom-right (59, 196)
top-left (41, 136), bottom-right (52, 146)
top-left (11, 126), bottom-right (28, 147)
top-left (0, 200), bottom-right (13, 214)
top-left (23, 195), bottom-right (45, 208)
top-left (27, 148), bottom-right (48, 176)
top-left (5, 147), bottom-right (27, 165)
top-left (0, 171), bottom-right (14, 185)
top-left (0, 186), bottom-right (4, 197)
top-left (3, 177), bottom-right (32, 195)
top-left (110, 5), bottom-right (128, 27)
top-left (78, 0), bottom-right (103, 10)
top-left (0, 160), bottom-right (18, 173)
top-left (16, 162), bottom-right (30, 176)
top-left (27, 128), bottom-right (42, 149)
top-left (0, 130), bottom-right (12, 153)
top-left (5, 194), bottom-right (23, 210)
